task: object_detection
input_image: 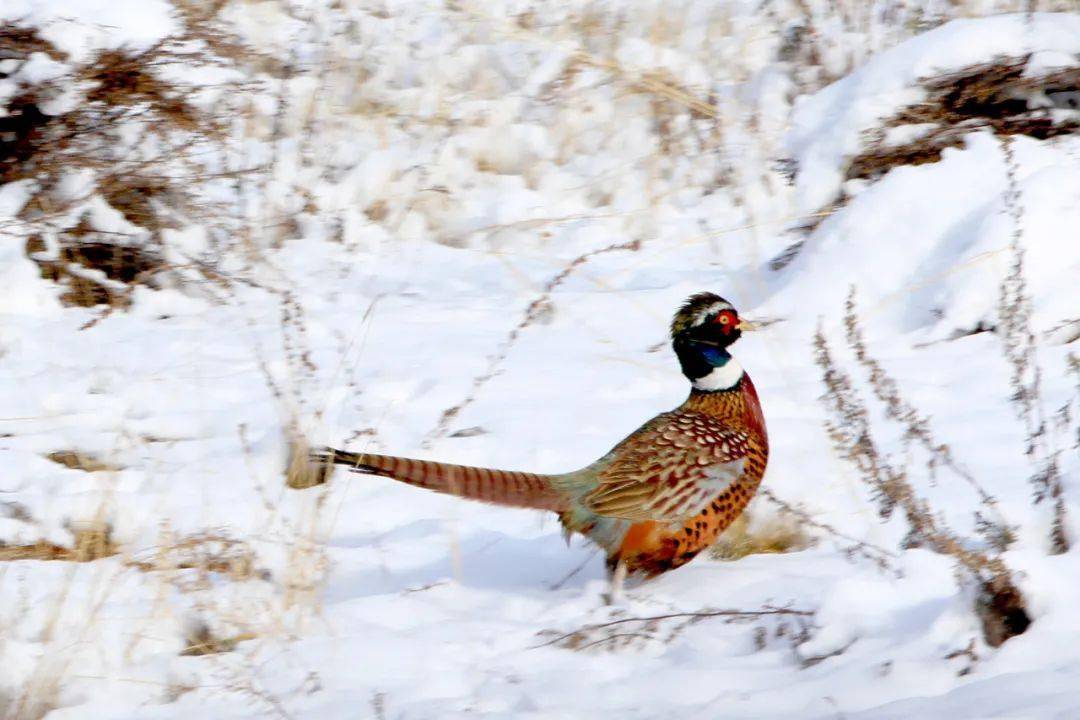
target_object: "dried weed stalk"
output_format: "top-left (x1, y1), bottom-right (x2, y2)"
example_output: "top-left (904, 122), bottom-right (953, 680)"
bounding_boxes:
top-left (999, 135), bottom-right (1069, 554)
top-left (1, 532), bottom-right (123, 719)
top-left (127, 530), bottom-right (266, 587)
top-left (815, 308), bottom-right (1029, 647)
top-left (842, 290), bottom-right (1014, 550)
top-left (1068, 354), bottom-right (1080, 451)
top-left (425, 238), bottom-right (641, 445)
top-left (536, 605), bottom-right (813, 654)
top-left (758, 487), bottom-right (899, 573)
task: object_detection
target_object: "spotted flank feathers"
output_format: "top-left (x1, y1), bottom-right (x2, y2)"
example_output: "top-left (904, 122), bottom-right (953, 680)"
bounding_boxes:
top-left (580, 413), bottom-right (751, 522)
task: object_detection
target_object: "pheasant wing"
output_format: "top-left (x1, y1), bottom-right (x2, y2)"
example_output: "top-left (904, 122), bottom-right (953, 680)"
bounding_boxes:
top-left (583, 411), bottom-right (750, 523)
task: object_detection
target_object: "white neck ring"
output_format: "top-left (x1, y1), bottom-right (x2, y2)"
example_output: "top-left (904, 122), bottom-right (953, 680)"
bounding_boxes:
top-left (692, 356), bottom-right (744, 391)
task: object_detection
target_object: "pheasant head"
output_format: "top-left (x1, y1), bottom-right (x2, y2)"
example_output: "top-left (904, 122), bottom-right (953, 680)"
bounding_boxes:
top-left (671, 292), bottom-right (752, 391)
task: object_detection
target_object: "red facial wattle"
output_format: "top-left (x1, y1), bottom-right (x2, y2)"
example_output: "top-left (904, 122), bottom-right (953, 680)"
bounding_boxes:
top-left (713, 310), bottom-right (738, 334)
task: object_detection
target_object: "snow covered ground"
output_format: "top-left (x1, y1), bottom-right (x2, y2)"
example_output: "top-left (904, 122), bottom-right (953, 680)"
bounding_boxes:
top-left (1, 2), bottom-right (1078, 718)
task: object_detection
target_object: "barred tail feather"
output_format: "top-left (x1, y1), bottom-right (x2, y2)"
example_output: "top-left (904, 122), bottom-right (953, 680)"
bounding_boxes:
top-left (315, 447), bottom-right (570, 512)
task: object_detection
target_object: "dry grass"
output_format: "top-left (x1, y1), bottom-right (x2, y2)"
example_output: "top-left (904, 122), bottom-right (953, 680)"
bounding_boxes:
top-left (44, 450), bottom-right (122, 473)
top-left (0, 525), bottom-right (118, 716)
top-left (709, 511), bottom-right (814, 561)
top-left (0, 524), bottom-right (116, 563)
top-left (127, 531), bottom-right (264, 583)
top-left (0, 27), bottom-right (63, 185)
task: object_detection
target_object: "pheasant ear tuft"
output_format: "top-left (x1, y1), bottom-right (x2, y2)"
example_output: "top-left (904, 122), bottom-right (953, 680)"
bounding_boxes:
top-left (671, 292), bottom-right (733, 337)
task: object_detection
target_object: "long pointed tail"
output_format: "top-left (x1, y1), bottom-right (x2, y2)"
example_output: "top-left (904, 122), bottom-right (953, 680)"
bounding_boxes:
top-left (314, 447), bottom-right (570, 512)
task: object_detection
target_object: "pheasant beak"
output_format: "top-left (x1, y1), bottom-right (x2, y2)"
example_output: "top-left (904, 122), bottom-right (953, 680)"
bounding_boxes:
top-left (736, 318), bottom-right (758, 332)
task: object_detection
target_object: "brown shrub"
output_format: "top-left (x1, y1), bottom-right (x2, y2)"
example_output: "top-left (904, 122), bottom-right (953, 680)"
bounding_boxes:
top-left (4, 16), bottom-right (246, 311)
top-left (849, 58), bottom-right (1080, 183)
top-left (81, 49), bottom-right (200, 130)
top-left (26, 231), bottom-right (165, 308)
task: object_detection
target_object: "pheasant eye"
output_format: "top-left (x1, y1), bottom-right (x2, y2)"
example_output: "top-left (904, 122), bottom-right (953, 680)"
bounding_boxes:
top-left (714, 311), bottom-right (733, 325)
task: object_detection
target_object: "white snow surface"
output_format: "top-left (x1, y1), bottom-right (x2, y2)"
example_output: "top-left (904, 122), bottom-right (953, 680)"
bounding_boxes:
top-left (1, 4), bottom-right (1079, 719)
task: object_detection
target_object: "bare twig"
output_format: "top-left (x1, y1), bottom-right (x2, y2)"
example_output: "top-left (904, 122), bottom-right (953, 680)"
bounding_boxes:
top-left (758, 488), bottom-right (898, 572)
top-left (425, 238), bottom-right (641, 445)
top-left (534, 606), bottom-right (813, 650)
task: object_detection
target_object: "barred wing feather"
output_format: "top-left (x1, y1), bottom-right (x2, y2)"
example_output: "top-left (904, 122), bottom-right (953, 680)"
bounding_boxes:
top-left (583, 411), bottom-right (751, 523)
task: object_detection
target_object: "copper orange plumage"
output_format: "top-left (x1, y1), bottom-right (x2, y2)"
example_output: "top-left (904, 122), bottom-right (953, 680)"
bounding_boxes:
top-left (315, 292), bottom-right (768, 596)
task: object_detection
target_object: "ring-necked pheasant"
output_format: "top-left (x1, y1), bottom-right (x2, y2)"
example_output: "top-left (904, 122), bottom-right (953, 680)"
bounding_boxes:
top-left (314, 293), bottom-right (768, 596)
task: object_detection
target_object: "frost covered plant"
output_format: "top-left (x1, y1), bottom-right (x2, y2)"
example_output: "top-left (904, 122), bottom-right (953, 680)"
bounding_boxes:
top-left (815, 306), bottom-right (1030, 647)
